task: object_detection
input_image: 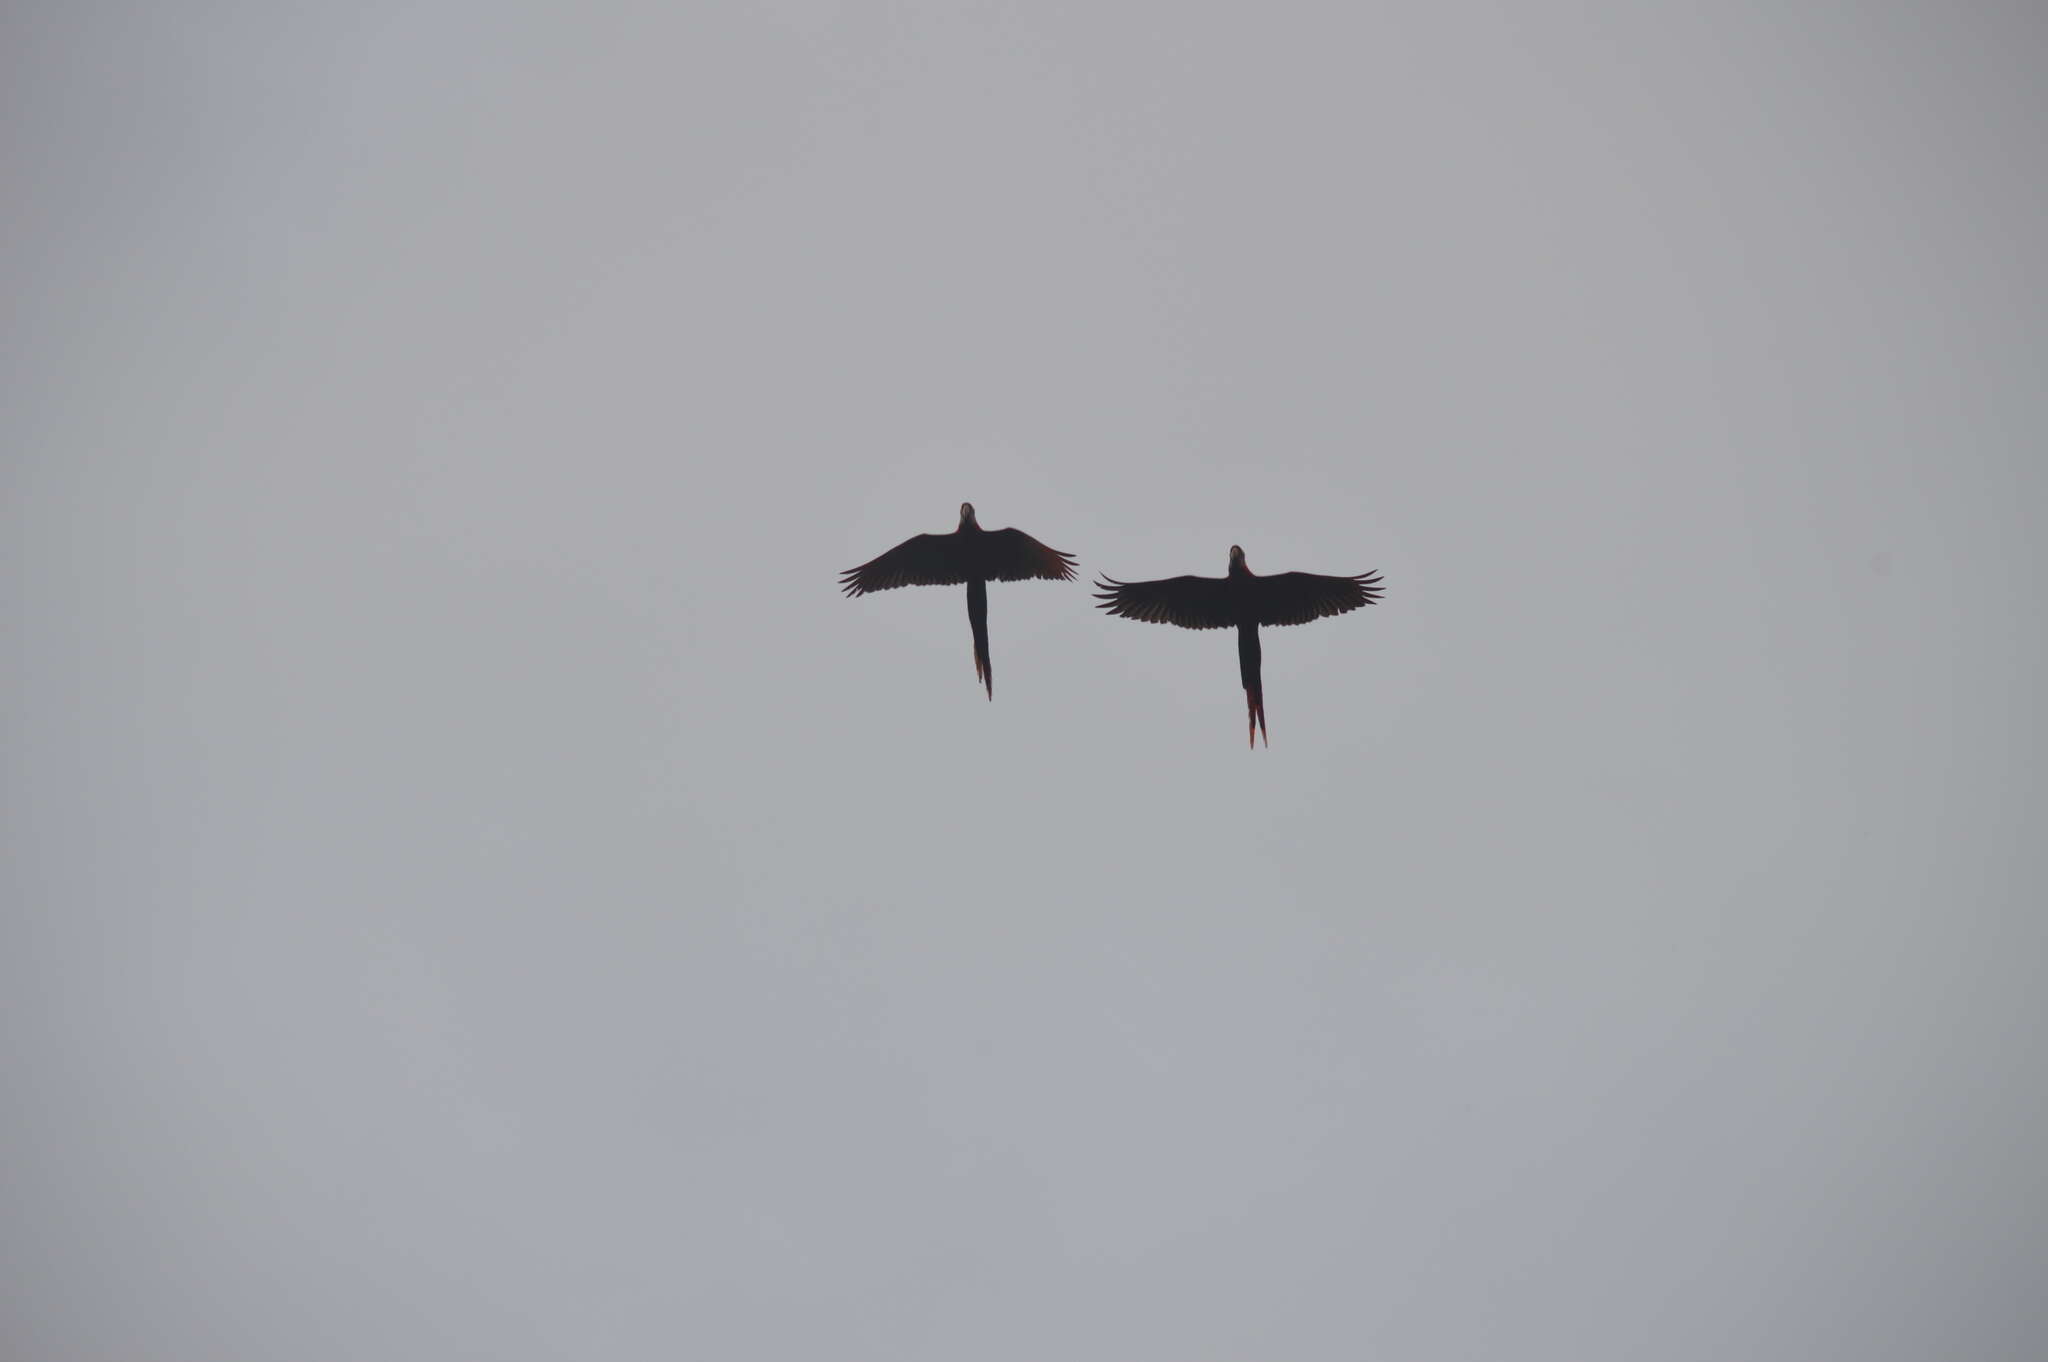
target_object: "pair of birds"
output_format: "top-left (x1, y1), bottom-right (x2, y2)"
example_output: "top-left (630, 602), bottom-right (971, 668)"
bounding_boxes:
top-left (840, 503), bottom-right (1385, 747)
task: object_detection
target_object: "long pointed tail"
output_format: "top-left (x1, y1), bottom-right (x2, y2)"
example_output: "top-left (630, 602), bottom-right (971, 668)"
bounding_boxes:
top-left (1237, 622), bottom-right (1266, 748)
top-left (968, 579), bottom-right (992, 700)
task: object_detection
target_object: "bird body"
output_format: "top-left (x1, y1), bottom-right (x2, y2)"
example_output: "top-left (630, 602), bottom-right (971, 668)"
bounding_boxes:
top-left (841, 503), bottom-right (1077, 699)
top-left (1095, 545), bottom-right (1383, 746)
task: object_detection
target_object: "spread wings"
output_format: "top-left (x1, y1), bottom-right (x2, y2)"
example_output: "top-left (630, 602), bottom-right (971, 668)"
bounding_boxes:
top-left (977, 528), bottom-right (1080, 585)
top-left (839, 533), bottom-right (963, 595)
top-left (1253, 571), bottom-right (1385, 626)
top-left (1093, 570), bottom-right (1384, 628)
top-left (840, 527), bottom-right (1077, 597)
top-left (1091, 574), bottom-right (1237, 629)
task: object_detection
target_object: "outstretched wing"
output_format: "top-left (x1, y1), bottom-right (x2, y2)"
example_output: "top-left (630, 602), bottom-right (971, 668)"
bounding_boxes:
top-left (1252, 571), bottom-right (1385, 626)
top-left (839, 533), bottom-right (969, 596)
top-left (1092, 574), bottom-right (1236, 630)
top-left (980, 527), bottom-right (1078, 583)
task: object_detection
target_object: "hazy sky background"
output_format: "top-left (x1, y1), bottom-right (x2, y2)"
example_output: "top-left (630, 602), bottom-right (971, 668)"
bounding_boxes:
top-left (6, 3), bottom-right (2045, 1358)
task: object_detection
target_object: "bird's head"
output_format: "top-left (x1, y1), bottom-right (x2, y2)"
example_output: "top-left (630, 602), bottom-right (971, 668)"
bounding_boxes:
top-left (959, 502), bottom-right (978, 527)
top-left (1229, 544), bottom-right (1248, 572)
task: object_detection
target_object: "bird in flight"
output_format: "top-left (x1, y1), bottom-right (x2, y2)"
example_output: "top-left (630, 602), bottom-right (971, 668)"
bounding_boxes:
top-left (840, 503), bottom-right (1078, 699)
top-left (1094, 545), bottom-right (1384, 747)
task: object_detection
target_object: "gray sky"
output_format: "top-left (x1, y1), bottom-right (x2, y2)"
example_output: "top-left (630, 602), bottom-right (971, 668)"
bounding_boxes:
top-left (6, 3), bottom-right (2045, 1358)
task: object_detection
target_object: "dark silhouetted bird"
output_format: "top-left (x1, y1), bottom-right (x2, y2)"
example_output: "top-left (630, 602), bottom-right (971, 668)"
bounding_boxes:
top-left (1094, 545), bottom-right (1384, 747)
top-left (840, 503), bottom-right (1078, 699)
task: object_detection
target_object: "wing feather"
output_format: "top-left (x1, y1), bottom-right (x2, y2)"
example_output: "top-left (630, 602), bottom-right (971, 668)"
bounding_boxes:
top-left (1092, 574), bottom-right (1236, 630)
top-left (1252, 571), bottom-right (1385, 626)
top-left (981, 527), bottom-right (1078, 583)
top-left (839, 533), bottom-right (969, 596)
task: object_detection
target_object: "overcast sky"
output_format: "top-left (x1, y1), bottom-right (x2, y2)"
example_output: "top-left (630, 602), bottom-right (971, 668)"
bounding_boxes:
top-left (6, 3), bottom-right (2045, 1358)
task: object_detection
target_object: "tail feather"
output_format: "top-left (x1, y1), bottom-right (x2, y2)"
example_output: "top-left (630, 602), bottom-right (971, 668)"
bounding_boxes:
top-left (1237, 621), bottom-right (1266, 749)
top-left (968, 579), bottom-right (992, 700)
